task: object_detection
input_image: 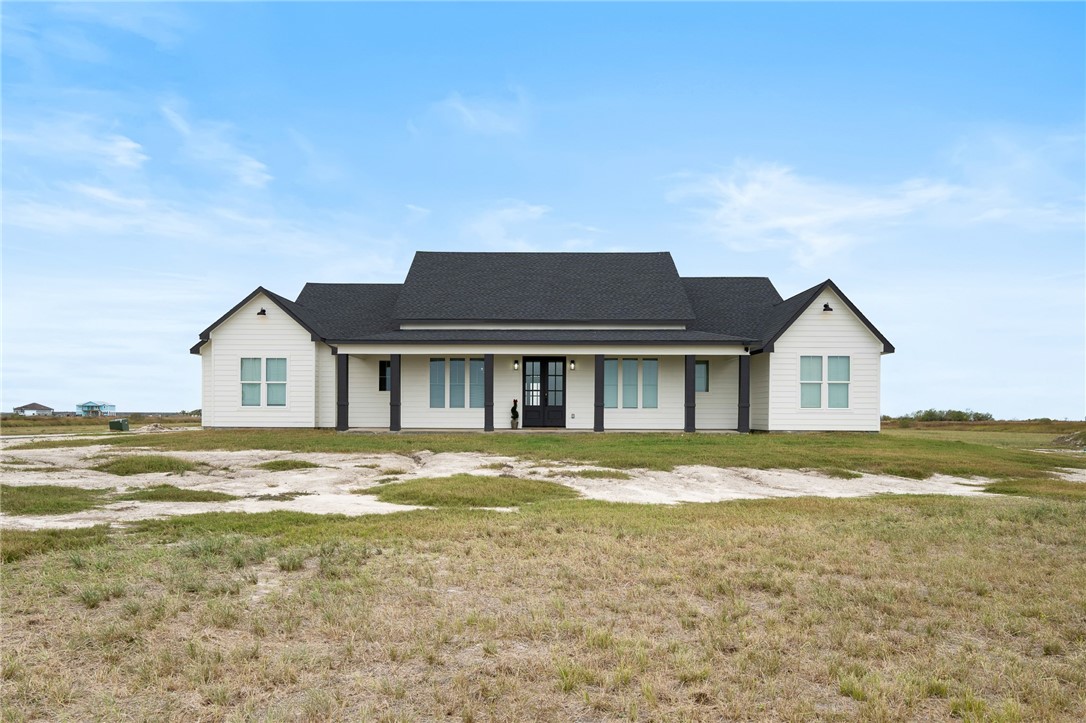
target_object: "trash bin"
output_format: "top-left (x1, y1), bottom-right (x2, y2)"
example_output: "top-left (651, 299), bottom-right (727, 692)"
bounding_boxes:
top-left (109, 418), bottom-right (129, 432)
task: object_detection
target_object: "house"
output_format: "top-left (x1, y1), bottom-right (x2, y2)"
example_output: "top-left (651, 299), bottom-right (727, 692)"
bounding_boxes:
top-left (191, 252), bottom-right (893, 432)
top-left (76, 401), bottom-right (116, 417)
top-left (13, 402), bottom-right (54, 416)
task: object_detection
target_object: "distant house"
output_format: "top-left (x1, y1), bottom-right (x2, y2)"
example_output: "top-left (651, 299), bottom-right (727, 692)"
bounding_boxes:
top-left (13, 402), bottom-right (54, 416)
top-left (191, 251), bottom-right (894, 432)
top-left (75, 401), bottom-right (116, 417)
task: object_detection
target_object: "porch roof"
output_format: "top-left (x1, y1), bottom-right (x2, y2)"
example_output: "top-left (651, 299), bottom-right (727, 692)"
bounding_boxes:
top-left (325, 329), bottom-right (753, 345)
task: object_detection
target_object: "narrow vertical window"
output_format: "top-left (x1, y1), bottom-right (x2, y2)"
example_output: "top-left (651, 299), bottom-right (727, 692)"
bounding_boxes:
top-left (827, 356), bottom-right (850, 409)
top-left (449, 358), bottom-right (466, 408)
top-left (622, 359), bottom-right (638, 408)
top-left (695, 360), bottom-right (709, 392)
top-left (429, 358), bottom-right (445, 408)
top-left (378, 360), bottom-right (391, 391)
top-left (642, 359), bottom-right (658, 408)
top-left (603, 359), bottom-right (618, 408)
top-left (241, 358), bottom-right (261, 406)
top-left (800, 355), bottom-right (822, 408)
top-left (265, 358), bottom-right (287, 406)
top-left (469, 359), bottom-right (485, 408)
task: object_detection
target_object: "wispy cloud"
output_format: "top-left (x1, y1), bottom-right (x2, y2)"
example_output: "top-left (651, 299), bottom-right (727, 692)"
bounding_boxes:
top-left (2, 115), bottom-right (149, 168)
top-left (431, 87), bottom-right (531, 135)
top-left (161, 100), bottom-right (273, 188)
top-left (463, 200), bottom-right (550, 250)
top-left (51, 3), bottom-right (190, 49)
top-left (669, 131), bottom-right (1084, 266)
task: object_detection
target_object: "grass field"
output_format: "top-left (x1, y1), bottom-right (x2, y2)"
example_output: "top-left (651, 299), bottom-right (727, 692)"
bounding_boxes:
top-left (2, 425), bottom-right (1084, 720)
top-left (0, 414), bottom-right (201, 436)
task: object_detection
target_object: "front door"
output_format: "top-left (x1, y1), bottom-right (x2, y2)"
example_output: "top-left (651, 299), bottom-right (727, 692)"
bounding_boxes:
top-left (522, 357), bottom-right (566, 428)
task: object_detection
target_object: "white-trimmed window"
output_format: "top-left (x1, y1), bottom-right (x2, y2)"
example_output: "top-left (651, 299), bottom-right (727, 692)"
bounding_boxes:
top-left (695, 360), bottom-right (709, 392)
top-left (241, 357), bottom-right (286, 407)
top-left (621, 359), bottom-right (638, 408)
top-left (429, 359), bottom-right (445, 408)
top-left (642, 359), bottom-right (658, 408)
top-left (603, 359), bottom-right (618, 408)
top-left (605, 358), bottom-right (659, 409)
top-left (469, 359), bottom-right (485, 408)
top-left (800, 355), bottom-right (850, 409)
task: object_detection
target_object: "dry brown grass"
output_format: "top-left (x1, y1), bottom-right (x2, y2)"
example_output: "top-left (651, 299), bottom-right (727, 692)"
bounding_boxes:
top-left (2, 493), bottom-right (1084, 721)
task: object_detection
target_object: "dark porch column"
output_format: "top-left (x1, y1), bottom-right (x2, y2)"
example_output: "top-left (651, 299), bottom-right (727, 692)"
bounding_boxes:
top-left (483, 354), bottom-right (495, 431)
top-left (593, 354), bottom-right (605, 432)
top-left (684, 355), bottom-right (696, 433)
top-left (738, 356), bottom-right (751, 433)
top-left (389, 354), bottom-right (401, 432)
top-left (335, 353), bottom-right (349, 431)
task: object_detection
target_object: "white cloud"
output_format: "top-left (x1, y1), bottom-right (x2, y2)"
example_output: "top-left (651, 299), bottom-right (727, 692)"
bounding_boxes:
top-left (463, 200), bottom-right (550, 250)
top-left (431, 87), bottom-right (530, 135)
top-left (2, 115), bottom-right (148, 168)
top-left (51, 4), bottom-right (190, 49)
top-left (161, 100), bottom-right (273, 188)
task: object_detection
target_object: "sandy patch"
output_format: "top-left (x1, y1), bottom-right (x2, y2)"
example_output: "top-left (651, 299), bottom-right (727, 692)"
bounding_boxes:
top-left (1, 445), bottom-right (995, 530)
top-left (1053, 467), bottom-right (1086, 483)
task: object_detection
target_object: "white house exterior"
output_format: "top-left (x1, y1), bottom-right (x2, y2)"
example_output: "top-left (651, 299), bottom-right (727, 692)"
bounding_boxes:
top-left (13, 403), bottom-right (54, 416)
top-left (192, 252), bottom-right (894, 432)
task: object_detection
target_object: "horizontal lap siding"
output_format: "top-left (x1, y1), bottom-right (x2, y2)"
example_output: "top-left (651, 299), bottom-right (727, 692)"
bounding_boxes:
top-left (697, 356), bottom-right (739, 430)
top-left (348, 356), bottom-right (389, 428)
top-left (768, 289), bottom-right (883, 431)
top-left (605, 356), bottom-right (684, 430)
top-left (205, 295), bottom-right (317, 427)
top-left (315, 344), bottom-right (336, 428)
top-left (401, 355), bottom-right (484, 429)
top-left (750, 353), bottom-right (770, 430)
top-left (201, 346), bottom-right (215, 426)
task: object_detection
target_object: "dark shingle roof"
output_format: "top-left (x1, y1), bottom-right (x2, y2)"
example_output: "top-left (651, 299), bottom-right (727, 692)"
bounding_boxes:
top-left (344, 329), bottom-right (749, 344)
top-left (15, 402), bottom-right (53, 411)
top-left (755, 279), bottom-right (894, 354)
top-left (393, 252), bottom-right (696, 322)
top-left (682, 278), bottom-right (783, 341)
top-left (295, 283), bottom-right (401, 340)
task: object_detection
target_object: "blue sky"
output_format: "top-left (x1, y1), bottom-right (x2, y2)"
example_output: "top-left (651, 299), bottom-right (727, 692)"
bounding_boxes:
top-left (2, 2), bottom-right (1083, 419)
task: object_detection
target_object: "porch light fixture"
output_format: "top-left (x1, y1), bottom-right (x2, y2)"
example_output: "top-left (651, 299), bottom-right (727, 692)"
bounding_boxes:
top-left (513, 359), bottom-right (520, 371)
top-left (823, 303), bottom-right (833, 312)
top-left (257, 308), bottom-right (267, 316)
top-left (569, 359), bottom-right (576, 371)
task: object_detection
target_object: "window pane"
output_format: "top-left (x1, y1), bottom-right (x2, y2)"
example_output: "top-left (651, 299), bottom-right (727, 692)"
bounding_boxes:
top-left (695, 360), bottom-right (708, 392)
top-left (429, 359), bottom-right (445, 408)
top-left (603, 359), bottom-right (618, 408)
top-left (241, 383), bottom-right (261, 406)
top-left (642, 359), bottom-right (658, 408)
top-left (828, 383), bottom-right (849, 408)
top-left (266, 358), bottom-right (287, 382)
top-left (267, 383), bottom-right (286, 406)
top-left (547, 361), bottom-right (563, 406)
top-left (800, 356), bottom-right (823, 382)
top-left (241, 358), bottom-right (261, 382)
top-left (801, 382), bottom-right (821, 408)
top-left (469, 359), bottom-right (485, 408)
top-left (622, 359), bottom-right (638, 408)
top-left (828, 356), bottom-right (850, 382)
top-left (379, 360), bottom-right (390, 392)
top-left (449, 359), bottom-right (465, 408)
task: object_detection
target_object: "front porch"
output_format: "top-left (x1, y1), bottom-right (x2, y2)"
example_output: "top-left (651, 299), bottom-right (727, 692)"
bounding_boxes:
top-left (330, 350), bottom-right (753, 434)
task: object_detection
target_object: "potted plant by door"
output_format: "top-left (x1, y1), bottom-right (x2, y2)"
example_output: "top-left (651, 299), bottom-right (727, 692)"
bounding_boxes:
top-left (510, 399), bottom-right (520, 429)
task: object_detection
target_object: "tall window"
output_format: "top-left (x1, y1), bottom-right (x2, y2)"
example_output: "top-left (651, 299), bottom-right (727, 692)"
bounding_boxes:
top-left (622, 359), bottom-right (638, 408)
top-left (378, 360), bottom-right (391, 391)
top-left (429, 358), bottom-right (445, 408)
top-left (695, 360), bottom-right (709, 392)
top-left (800, 356), bottom-right (822, 408)
top-left (603, 359), bottom-right (618, 408)
top-left (642, 359), bottom-right (658, 408)
top-left (241, 358), bottom-right (261, 406)
top-left (266, 358), bottom-right (287, 406)
top-left (241, 357), bottom-right (285, 407)
top-left (449, 358), bottom-right (466, 408)
top-left (469, 359), bottom-right (485, 408)
top-left (827, 356), bottom-right (850, 409)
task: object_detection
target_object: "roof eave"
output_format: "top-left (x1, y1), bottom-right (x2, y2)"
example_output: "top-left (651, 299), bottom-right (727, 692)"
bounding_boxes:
top-left (190, 287), bottom-right (325, 355)
top-left (762, 280), bottom-right (894, 355)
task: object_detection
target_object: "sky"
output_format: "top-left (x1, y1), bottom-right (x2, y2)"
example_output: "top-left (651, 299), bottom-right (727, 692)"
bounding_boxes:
top-left (2, 2), bottom-right (1083, 419)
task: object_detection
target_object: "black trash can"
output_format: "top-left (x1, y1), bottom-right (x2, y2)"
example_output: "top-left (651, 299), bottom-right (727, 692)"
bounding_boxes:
top-left (108, 418), bottom-right (129, 432)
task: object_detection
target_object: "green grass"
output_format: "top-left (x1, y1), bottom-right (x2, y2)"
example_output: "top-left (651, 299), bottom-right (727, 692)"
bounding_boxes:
top-left (91, 454), bottom-right (197, 476)
top-left (373, 474), bottom-right (580, 507)
top-left (984, 478), bottom-right (1086, 502)
top-left (113, 485), bottom-right (240, 503)
top-left (0, 524), bottom-right (111, 563)
top-left (564, 469), bottom-right (633, 480)
top-left (0, 484), bottom-right (106, 515)
top-left (13, 426), bottom-right (1085, 481)
top-left (254, 459), bottom-right (322, 472)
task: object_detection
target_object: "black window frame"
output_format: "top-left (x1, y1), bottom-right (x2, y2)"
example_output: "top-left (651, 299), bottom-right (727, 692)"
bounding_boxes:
top-left (379, 360), bottom-right (391, 392)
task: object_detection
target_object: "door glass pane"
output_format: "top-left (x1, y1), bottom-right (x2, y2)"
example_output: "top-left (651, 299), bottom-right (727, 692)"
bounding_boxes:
top-left (604, 359), bottom-right (618, 408)
top-left (801, 382), bottom-right (821, 408)
top-left (469, 359), bottom-right (485, 408)
top-left (429, 359), bottom-right (445, 408)
top-left (622, 359), bottom-right (638, 408)
top-left (449, 358), bottom-right (465, 408)
top-left (266, 358), bottom-right (287, 382)
top-left (547, 361), bottom-right (563, 406)
top-left (266, 383), bottom-right (286, 406)
top-left (800, 356), bottom-right (823, 382)
top-left (642, 359), bottom-right (658, 408)
top-left (241, 358), bottom-right (261, 382)
top-left (828, 383), bottom-right (849, 408)
top-left (525, 361), bottom-right (540, 406)
top-left (241, 383), bottom-right (261, 406)
top-left (828, 356), bottom-right (850, 382)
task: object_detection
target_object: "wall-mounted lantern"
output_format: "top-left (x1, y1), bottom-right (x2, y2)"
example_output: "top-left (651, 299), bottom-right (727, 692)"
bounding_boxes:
top-left (513, 359), bottom-right (520, 371)
top-left (569, 359), bottom-right (576, 371)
